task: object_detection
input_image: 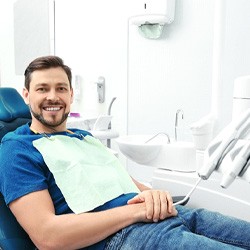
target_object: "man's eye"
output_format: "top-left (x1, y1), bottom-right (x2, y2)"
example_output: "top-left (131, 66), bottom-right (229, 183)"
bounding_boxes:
top-left (37, 88), bottom-right (45, 92)
top-left (58, 87), bottom-right (68, 91)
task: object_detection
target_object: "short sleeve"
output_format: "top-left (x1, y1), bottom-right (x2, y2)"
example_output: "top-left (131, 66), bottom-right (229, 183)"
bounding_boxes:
top-left (0, 139), bottom-right (48, 205)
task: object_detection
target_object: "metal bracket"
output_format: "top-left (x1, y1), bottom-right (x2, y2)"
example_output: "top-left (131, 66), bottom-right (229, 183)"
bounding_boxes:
top-left (96, 76), bottom-right (105, 103)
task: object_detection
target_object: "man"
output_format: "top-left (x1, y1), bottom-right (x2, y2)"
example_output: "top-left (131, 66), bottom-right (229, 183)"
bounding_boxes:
top-left (0, 55), bottom-right (250, 250)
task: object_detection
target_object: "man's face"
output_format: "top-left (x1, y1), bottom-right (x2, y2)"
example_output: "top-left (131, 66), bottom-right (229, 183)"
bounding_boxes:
top-left (23, 67), bottom-right (73, 131)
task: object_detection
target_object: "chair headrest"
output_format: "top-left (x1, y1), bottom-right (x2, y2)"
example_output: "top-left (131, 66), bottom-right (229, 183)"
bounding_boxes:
top-left (0, 88), bottom-right (31, 122)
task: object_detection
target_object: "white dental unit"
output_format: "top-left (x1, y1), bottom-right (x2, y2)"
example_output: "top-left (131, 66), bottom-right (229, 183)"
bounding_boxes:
top-left (152, 76), bottom-right (250, 222)
top-left (117, 75), bottom-right (250, 222)
top-left (152, 109), bottom-right (250, 222)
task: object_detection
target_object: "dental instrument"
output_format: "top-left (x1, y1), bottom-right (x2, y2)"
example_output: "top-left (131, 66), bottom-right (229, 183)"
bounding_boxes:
top-left (173, 108), bottom-right (250, 205)
top-left (240, 158), bottom-right (250, 177)
top-left (220, 140), bottom-right (250, 188)
top-left (198, 108), bottom-right (250, 180)
top-left (173, 139), bottom-right (249, 206)
top-left (173, 177), bottom-right (202, 206)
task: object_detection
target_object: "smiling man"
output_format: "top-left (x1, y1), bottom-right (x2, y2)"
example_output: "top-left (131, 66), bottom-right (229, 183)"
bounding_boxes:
top-left (0, 56), bottom-right (250, 250)
top-left (23, 58), bottom-right (73, 133)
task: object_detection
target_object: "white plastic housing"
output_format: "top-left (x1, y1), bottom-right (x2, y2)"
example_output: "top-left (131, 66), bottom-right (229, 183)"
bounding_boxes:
top-left (130, 0), bottom-right (176, 25)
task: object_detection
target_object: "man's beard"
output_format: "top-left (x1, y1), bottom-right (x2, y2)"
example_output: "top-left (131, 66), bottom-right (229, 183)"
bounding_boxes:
top-left (30, 106), bottom-right (69, 128)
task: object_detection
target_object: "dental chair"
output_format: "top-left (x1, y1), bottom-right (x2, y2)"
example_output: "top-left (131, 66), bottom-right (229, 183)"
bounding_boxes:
top-left (0, 87), bottom-right (35, 249)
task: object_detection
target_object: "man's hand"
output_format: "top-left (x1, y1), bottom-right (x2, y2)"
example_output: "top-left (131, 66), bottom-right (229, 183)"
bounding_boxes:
top-left (127, 190), bottom-right (178, 222)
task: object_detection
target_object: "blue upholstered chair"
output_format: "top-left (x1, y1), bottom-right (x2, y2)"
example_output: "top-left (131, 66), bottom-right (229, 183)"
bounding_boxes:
top-left (0, 87), bottom-right (35, 249)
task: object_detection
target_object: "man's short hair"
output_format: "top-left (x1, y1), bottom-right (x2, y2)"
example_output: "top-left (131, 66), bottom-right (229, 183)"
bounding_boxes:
top-left (24, 55), bottom-right (72, 90)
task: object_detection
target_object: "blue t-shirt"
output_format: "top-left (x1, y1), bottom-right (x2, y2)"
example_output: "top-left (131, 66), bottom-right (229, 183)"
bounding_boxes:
top-left (0, 123), bottom-right (137, 249)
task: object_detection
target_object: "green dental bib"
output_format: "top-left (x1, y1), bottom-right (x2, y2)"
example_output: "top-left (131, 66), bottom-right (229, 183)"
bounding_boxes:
top-left (33, 135), bottom-right (139, 214)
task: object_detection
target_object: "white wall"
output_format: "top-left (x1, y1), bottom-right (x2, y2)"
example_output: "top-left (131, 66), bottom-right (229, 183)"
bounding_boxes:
top-left (55, 0), bottom-right (129, 140)
top-left (128, 0), bottom-right (213, 137)
top-left (127, 0), bottom-right (214, 181)
top-left (0, 0), bottom-right (54, 93)
top-left (127, 0), bottom-right (250, 182)
top-left (0, 0), bottom-right (23, 91)
top-left (1, 0), bottom-right (250, 183)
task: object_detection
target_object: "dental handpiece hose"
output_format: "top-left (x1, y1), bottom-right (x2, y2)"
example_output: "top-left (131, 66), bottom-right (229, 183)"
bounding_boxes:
top-left (198, 109), bottom-right (250, 180)
top-left (220, 141), bottom-right (250, 188)
top-left (174, 177), bottom-right (202, 206)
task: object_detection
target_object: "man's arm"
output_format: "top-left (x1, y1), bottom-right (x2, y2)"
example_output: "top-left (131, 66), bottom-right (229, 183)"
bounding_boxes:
top-left (10, 189), bottom-right (176, 250)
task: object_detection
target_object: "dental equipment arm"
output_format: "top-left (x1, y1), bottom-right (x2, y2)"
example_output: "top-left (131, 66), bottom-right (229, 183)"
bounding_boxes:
top-left (172, 109), bottom-right (249, 206)
top-left (198, 108), bottom-right (250, 185)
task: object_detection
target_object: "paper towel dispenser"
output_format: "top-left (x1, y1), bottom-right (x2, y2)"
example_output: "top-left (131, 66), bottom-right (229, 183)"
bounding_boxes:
top-left (130, 0), bottom-right (176, 26)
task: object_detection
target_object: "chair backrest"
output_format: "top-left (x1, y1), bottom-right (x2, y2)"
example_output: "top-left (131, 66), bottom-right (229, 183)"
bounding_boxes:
top-left (0, 87), bottom-right (31, 140)
top-left (0, 87), bottom-right (36, 249)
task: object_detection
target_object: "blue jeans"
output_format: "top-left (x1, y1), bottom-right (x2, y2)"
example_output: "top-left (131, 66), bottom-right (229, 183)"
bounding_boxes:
top-left (105, 205), bottom-right (250, 249)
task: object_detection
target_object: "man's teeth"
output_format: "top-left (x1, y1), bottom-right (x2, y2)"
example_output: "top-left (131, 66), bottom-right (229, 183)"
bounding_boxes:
top-left (45, 107), bottom-right (61, 111)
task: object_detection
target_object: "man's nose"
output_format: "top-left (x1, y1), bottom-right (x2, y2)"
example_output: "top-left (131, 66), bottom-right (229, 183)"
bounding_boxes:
top-left (46, 90), bottom-right (59, 101)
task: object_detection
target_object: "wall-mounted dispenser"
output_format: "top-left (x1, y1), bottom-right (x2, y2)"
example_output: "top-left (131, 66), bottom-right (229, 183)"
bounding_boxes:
top-left (129, 0), bottom-right (176, 39)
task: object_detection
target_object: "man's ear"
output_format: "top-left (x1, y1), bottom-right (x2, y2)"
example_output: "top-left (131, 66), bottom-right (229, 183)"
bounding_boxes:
top-left (22, 88), bottom-right (29, 105)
